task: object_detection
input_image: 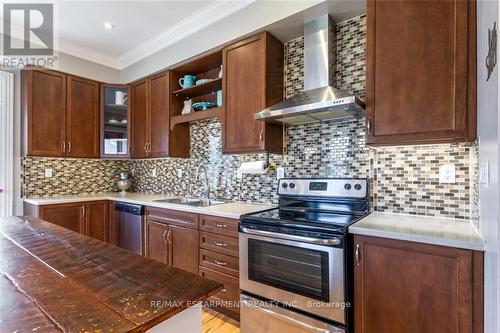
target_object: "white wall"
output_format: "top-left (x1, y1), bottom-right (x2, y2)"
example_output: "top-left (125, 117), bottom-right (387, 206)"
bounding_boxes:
top-left (57, 51), bottom-right (120, 83)
top-left (477, 0), bottom-right (499, 331)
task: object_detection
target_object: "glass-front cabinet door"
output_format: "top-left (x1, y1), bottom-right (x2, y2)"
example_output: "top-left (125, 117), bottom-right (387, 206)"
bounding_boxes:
top-left (101, 84), bottom-right (129, 158)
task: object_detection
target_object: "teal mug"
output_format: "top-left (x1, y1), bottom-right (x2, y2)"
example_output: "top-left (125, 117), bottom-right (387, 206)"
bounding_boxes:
top-left (179, 75), bottom-right (197, 89)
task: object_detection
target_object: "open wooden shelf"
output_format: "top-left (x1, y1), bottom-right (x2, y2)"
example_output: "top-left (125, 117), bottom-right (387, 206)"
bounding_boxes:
top-left (170, 107), bottom-right (223, 130)
top-left (172, 77), bottom-right (222, 98)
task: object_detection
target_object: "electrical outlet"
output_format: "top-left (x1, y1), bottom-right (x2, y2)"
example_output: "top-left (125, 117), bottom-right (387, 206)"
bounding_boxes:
top-left (151, 168), bottom-right (157, 178)
top-left (44, 168), bottom-right (53, 178)
top-left (480, 161), bottom-right (490, 189)
top-left (439, 164), bottom-right (456, 184)
top-left (276, 166), bottom-right (285, 180)
top-left (177, 169), bottom-right (183, 178)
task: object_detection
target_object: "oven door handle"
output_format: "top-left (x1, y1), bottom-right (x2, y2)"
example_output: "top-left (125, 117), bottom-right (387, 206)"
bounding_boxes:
top-left (241, 295), bottom-right (345, 332)
top-left (240, 227), bottom-right (341, 246)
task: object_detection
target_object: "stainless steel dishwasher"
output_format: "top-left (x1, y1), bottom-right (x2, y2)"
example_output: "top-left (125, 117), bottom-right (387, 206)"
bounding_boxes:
top-left (115, 202), bottom-right (144, 255)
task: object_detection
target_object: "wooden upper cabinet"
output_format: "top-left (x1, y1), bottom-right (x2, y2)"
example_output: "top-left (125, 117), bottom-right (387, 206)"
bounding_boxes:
top-left (39, 202), bottom-right (85, 234)
top-left (148, 72), bottom-right (169, 158)
top-left (365, 0), bottom-right (476, 145)
top-left (66, 76), bottom-right (100, 158)
top-left (24, 70), bottom-right (101, 158)
top-left (353, 235), bottom-right (483, 333)
top-left (130, 79), bottom-right (149, 159)
top-left (145, 220), bottom-right (171, 264)
top-left (25, 70), bottom-right (66, 157)
top-left (222, 32), bottom-right (284, 154)
top-left (130, 71), bottom-right (186, 159)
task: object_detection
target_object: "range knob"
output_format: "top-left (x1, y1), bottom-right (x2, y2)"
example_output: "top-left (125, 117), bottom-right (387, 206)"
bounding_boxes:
top-left (344, 183), bottom-right (352, 190)
top-left (289, 183), bottom-right (296, 189)
top-left (281, 183), bottom-right (288, 189)
top-left (354, 184), bottom-right (362, 191)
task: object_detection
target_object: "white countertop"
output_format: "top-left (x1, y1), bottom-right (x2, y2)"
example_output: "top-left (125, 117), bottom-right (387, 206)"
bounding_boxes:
top-left (349, 212), bottom-right (484, 251)
top-left (23, 192), bottom-right (276, 219)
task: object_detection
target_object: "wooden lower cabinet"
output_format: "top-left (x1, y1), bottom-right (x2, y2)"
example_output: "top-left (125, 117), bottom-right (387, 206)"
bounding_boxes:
top-left (199, 266), bottom-right (240, 318)
top-left (353, 235), bottom-right (483, 333)
top-left (34, 201), bottom-right (109, 242)
top-left (146, 220), bottom-right (171, 264)
top-left (145, 209), bottom-right (199, 275)
top-left (85, 201), bottom-right (108, 242)
top-left (39, 202), bottom-right (85, 233)
top-left (170, 224), bottom-right (199, 274)
top-left (108, 201), bottom-right (120, 246)
top-left (199, 214), bottom-right (240, 319)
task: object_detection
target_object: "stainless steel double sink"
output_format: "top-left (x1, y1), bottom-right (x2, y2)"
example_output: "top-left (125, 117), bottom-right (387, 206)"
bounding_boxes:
top-left (153, 197), bottom-right (226, 207)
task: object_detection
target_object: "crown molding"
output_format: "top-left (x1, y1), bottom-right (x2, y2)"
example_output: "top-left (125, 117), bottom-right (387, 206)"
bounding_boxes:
top-left (115, 0), bottom-right (257, 69)
top-left (58, 41), bottom-right (118, 69)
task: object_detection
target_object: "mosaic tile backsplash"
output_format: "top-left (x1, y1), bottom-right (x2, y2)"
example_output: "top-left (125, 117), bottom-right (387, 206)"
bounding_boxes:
top-left (21, 15), bottom-right (479, 225)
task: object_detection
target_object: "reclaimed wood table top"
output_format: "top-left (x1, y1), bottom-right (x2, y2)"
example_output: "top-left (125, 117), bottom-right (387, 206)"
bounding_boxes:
top-left (0, 216), bottom-right (222, 332)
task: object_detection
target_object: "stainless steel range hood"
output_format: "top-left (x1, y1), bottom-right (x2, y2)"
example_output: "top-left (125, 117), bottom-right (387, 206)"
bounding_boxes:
top-left (255, 15), bottom-right (365, 125)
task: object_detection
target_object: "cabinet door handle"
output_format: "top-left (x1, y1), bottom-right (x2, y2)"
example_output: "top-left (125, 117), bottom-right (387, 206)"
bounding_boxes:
top-left (259, 129), bottom-right (264, 141)
top-left (215, 223), bottom-right (227, 229)
top-left (367, 118), bottom-right (372, 134)
top-left (215, 241), bottom-right (227, 247)
top-left (67, 142), bottom-right (71, 153)
top-left (81, 206), bottom-right (85, 218)
top-left (214, 260), bottom-right (227, 266)
top-left (144, 143), bottom-right (148, 153)
top-left (355, 244), bottom-right (360, 266)
top-left (62, 141), bottom-right (66, 153)
top-left (166, 230), bottom-right (172, 244)
top-left (162, 230), bottom-right (168, 244)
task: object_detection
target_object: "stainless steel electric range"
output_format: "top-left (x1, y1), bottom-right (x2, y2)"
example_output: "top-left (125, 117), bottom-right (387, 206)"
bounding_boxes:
top-left (239, 178), bottom-right (370, 333)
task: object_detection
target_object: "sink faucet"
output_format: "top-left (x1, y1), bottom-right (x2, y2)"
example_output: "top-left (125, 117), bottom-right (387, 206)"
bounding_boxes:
top-left (194, 164), bottom-right (210, 200)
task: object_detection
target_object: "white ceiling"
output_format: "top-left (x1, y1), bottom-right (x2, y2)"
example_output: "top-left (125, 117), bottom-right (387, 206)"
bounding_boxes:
top-left (2, 0), bottom-right (365, 71)
top-left (59, 1), bottom-right (217, 65)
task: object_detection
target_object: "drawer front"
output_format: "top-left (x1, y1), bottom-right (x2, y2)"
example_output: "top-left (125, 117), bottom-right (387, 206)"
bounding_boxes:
top-left (200, 231), bottom-right (239, 257)
top-left (146, 207), bottom-right (199, 229)
top-left (199, 266), bottom-right (240, 310)
top-left (200, 249), bottom-right (239, 277)
top-left (200, 215), bottom-right (239, 237)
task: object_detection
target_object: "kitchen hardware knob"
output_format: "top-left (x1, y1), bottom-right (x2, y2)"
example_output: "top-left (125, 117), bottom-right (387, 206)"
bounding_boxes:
top-left (355, 244), bottom-right (360, 266)
top-left (62, 141), bottom-right (66, 153)
top-left (367, 119), bottom-right (372, 134)
top-left (81, 206), bottom-right (85, 218)
top-left (215, 224), bottom-right (227, 229)
top-left (221, 289), bottom-right (227, 292)
top-left (68, 142), bottom-right (71, 153)
top-left (162, 230), bottom-right (167, 244)
top-left (215, 260), bottom-right (227, 266)
top-left (167, 230), bottom-right (172, 244)
top-left (215, 242), bottom-right (227, 247)
top-left (259, 129), bottom-right (264, 142)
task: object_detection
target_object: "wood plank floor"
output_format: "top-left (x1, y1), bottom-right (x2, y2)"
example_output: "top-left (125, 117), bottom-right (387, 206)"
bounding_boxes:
top-left (202, 308), bottom-right (240, 333)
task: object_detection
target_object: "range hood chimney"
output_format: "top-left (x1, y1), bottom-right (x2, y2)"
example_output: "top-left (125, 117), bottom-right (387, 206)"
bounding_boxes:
top-left (255, 15), bottom-right (365, 125)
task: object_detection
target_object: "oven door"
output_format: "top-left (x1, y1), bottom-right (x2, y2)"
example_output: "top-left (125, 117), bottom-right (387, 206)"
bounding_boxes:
top-left (239, 231), bottom-right (345, 324)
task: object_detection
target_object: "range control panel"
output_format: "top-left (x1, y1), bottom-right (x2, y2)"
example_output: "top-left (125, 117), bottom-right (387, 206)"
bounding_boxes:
top-left (278, 178), bottom-right (368, 198)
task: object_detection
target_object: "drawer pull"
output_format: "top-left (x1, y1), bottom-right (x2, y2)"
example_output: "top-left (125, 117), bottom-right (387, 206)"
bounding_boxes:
top-left (215, 242), bottom-right (227, 247)
top-left (214, 260), bottom-right (227, 266)
top-left (221, 289), bottom-right (227, 292)
top-left (215, 223), bottom-right (227, 228)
